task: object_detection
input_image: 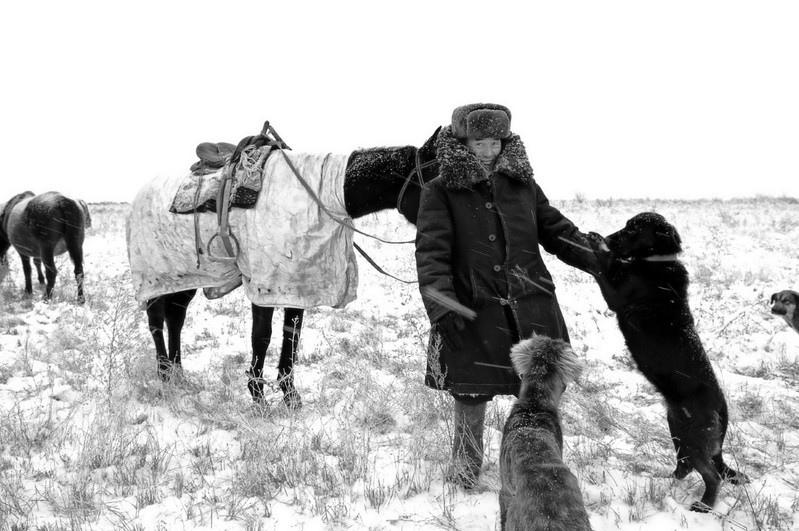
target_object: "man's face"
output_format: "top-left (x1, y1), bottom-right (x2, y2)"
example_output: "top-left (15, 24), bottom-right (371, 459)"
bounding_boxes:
top-left (465, 138), bottom-right (501, 168)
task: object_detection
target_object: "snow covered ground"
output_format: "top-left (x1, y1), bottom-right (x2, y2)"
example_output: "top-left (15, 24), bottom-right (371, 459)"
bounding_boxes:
top-left (1, 197), bottom-right (798, 530)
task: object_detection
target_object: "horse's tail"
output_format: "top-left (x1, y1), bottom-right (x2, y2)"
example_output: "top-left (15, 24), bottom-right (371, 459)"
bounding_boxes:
top-left (58, 196), bottom-right (88, 262)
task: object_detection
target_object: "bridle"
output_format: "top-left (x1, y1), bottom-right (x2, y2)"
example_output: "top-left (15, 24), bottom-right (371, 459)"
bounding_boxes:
top-left (395, 149), bottom-right (439, 219)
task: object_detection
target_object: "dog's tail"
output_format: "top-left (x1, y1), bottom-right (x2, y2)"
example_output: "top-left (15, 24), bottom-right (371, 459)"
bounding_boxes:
top-left (510, 333), bottom-right (583, 383)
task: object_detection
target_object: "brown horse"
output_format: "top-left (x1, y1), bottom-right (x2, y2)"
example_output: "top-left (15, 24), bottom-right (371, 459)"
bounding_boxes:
top-left (130, 128), bottom-right (442, 408)
top-left (0, 191), bottom-right (91, 303)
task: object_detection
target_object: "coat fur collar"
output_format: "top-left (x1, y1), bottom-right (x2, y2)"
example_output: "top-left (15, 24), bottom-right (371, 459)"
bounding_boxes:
top-left (436, 125), bottom-right (534, 190)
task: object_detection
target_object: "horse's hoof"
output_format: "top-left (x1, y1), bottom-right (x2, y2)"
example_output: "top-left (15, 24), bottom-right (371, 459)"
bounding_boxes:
top-left (690, 501), bottom-right (712, 513)
top-left (282, 390), bottom-right (302, 410)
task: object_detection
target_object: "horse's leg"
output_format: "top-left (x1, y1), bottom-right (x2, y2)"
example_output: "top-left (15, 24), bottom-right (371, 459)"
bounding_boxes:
top-left (19, 255), bottom-right (33, 295)
top-left (248, 304), bottom-right (275, 403)
top-left (39, 249), bottom-right (58, 301)
top-left (33, 258), bottom-right (45, 285)
top-left (164, 290), bottom-right (196, 374)
top-left (278, 308), bottom-right (304, 409)
top-left (146, 296), bottom-right (170, 378)
top-left (63, 232), bottom-right (85, 304)
top-left (147, 290), bottom-right (196, 380)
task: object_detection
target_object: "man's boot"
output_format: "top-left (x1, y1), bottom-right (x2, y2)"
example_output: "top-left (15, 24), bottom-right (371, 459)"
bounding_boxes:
top-left (448, 400), bottom-right (487, 488)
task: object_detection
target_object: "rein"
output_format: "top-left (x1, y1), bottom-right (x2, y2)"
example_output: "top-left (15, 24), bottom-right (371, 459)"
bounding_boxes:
top-left (396, 150), bottom-right (438, 218)
top-left (276, 148), bottom-right (417, 245)
top-left (193, 119), bottom-right (433, 284)
top-left (275, 148), bottom-right (430, 284)
top-left (642, 254), bottom-right (680, 262)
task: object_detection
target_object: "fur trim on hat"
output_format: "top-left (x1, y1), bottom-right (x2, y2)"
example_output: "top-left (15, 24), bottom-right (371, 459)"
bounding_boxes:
top-left (452, 103), bottom-right (512, 139)
top-left (436, 126), bottom-right (534, 190)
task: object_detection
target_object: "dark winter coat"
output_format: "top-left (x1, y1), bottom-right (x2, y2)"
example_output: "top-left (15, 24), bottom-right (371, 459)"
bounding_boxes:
top-left (415, 126), bottom-right (598, 396)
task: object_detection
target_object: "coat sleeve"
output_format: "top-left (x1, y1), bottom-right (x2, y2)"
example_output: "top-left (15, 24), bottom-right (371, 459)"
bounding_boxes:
top-left (534, 182), bottom-right (602, 275)
top-left (415, 182), bottom-right (457, 323)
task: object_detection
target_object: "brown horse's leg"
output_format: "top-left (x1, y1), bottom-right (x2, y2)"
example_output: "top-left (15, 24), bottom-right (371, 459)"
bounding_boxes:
top-left (279, 308), bottom-right (304, 409)
top-left (249, 304), bottom-right (275, 403)
top-left (64, 240), bottom-right (85, 304)
top-left (60, 197), bottom-right (87, 303)
top-left (19, 255), bottom-right (34, 295)
top-left (164, 290), bottom-right (196, 370)
top-left (33, 258), bottom-right (45, 285)
top-left (39, 250), bottom-right (57, 301)
top-left (147, 290), bottom-right (196, 380)
top-left (146, 297), bottom-right (170, 377)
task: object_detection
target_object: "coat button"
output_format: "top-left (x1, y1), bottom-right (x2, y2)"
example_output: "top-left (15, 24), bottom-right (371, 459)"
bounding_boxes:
top-left (493, 265), bottom-right (501, 272)
top-left (485, 202), bottom-right (493, 209)
top-left (488, 234), bottom-right (496, 241)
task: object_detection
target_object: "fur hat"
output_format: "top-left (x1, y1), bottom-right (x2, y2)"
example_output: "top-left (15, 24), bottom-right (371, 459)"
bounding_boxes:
top-left (436, 126), bottom-right (533, 189)
top-left (451, 103), bottom-right (512, 140)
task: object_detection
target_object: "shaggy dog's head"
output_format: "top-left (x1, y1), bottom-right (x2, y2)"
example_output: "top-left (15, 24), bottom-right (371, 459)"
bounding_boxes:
top-left (510, 334), bottom-right (583, 405)
top-left (606, 212), bottom-right (682, 259)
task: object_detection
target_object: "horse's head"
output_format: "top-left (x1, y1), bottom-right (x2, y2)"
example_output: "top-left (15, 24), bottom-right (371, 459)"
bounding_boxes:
top-left (396, 126), bottom-right (442, 225)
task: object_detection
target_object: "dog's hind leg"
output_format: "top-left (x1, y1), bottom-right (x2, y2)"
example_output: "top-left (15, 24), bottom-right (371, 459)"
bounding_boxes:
top-left (690, 457), bottom-right (722, 512)
top-left (277, 308), bottom-right (303, 409)
top-left (713, 402), bottom-right (748, 484)
top-left (667, 410), bottom-right (694, 479)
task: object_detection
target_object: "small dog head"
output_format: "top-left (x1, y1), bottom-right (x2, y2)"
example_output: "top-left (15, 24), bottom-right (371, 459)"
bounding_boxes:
top-left (771, 290), bottom-right (798, 316)
top-left (771, 290), bottom-right (799, 331)
top-left (606, 212), bottom-right (682, 259)
top-left (510, 334), bottom-right (583, 405)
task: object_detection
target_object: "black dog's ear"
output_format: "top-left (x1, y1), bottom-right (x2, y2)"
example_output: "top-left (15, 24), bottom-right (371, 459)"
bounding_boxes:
top-left (771, 293), bottom-right (778, 303)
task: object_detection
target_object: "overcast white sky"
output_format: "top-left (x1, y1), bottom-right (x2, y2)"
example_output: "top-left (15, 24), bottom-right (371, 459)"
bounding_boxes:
top-left (2, 0), bottom-right (797, 203)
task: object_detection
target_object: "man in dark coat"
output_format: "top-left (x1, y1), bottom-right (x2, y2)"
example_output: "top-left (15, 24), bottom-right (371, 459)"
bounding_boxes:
top-left (415, 103), bottom-right (601, 487)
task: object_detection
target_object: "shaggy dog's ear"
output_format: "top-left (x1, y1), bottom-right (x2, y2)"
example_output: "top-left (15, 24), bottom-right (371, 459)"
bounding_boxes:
top-left (557, 344), bottom-right (584, 383)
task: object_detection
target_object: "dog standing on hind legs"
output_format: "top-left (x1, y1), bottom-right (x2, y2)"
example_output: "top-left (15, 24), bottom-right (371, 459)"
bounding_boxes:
top-left (499, 334), bottom-right (591, 531)
top-left (587, 212), bottom-right (748, 512)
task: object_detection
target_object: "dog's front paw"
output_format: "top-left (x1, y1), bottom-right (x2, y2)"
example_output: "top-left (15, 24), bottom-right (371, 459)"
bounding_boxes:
top-left (723, 467), bottom-right (749, 485)
top-left (672, 460), bottom-right (693, 480)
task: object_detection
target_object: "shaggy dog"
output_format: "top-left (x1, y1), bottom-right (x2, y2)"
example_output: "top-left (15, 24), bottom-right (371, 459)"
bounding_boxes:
top-left (499, 334), bottom-right (591, 531)
top-left (588, 212), bottom-right (747, 511)
top-left (771, 290), bottom-right (799, 333)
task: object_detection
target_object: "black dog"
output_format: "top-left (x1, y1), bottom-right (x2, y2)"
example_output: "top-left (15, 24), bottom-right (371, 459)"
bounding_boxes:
top-left (771, 290), bottom-right (799, 333)
top-left (500, 334), bottom-right (591, 531)
top-left (588, 212), bottom-right (746, 512)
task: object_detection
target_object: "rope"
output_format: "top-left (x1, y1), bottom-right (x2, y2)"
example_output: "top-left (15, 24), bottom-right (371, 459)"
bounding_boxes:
top-left (275, 148), bottom-right (416, 245)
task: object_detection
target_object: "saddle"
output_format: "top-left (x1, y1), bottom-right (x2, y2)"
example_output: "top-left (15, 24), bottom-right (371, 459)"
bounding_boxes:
top-left (190, 142), bottom-right (237, 174)
top-left (171, 121), bottom-right (292, 214)
top-left (170, 121), bottom-right (291, 264)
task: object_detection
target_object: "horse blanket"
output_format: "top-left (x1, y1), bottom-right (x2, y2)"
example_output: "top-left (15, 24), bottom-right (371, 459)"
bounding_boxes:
top-left (126, 152), bottom-right (358, 308)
